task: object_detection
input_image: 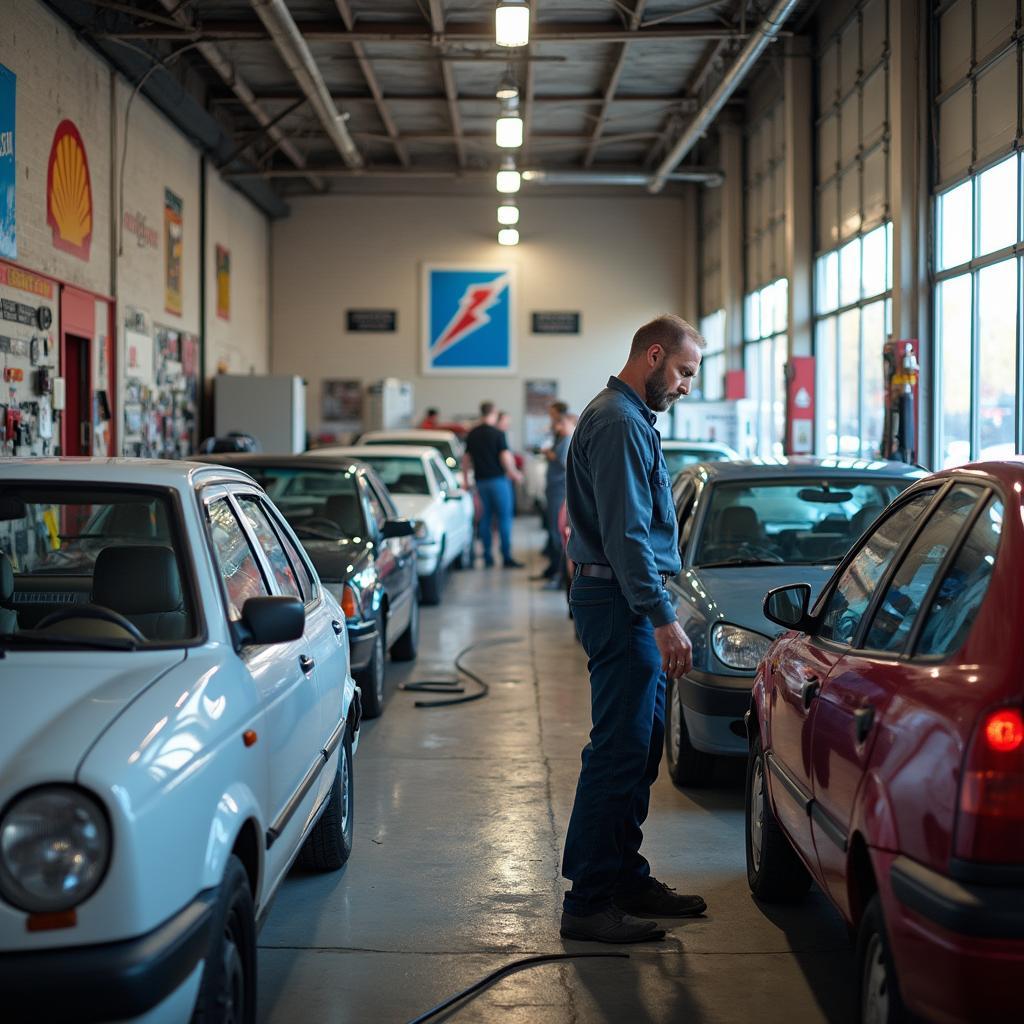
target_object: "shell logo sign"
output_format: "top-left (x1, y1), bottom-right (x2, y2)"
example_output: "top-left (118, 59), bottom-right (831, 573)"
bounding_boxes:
top-left (46, 119), bottom-right (93, 260)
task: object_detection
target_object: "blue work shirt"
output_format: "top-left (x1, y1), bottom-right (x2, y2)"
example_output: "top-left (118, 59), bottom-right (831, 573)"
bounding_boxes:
top-left (566, 376), bottom-right (681, 627)
top-left (546, 435), bottom-right (571, 495)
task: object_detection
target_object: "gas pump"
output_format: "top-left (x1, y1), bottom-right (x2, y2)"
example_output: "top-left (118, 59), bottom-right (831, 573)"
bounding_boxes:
top-left (882, 339), bottom-right (920, 464)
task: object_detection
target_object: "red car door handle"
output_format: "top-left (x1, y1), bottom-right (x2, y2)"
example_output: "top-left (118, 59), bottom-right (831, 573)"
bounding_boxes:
top-left (299, 655), bottom-right (315, 675)
top-left (854, 705), bottom-right (875, 743)
top-left (800, 677), bottom-right (820, 709)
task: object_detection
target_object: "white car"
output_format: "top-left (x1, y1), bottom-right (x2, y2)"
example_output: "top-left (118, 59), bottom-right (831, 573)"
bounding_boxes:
top-left (357, 429), bottom-right (466, 477)
top-left (661, 438), bottom-right (739, 478)
top-left (0, 459), bottom-right (360, 1024)
top-left (313, 445), bottom-right (474, 604)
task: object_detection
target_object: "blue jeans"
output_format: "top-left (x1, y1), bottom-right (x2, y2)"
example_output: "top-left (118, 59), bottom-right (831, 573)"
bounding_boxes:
top-left (545, 485), bottom-right (565, 573)
top-left (561, 574), bottom-right (665, 915)
top-left (476, 477), bottom-right (514, 563)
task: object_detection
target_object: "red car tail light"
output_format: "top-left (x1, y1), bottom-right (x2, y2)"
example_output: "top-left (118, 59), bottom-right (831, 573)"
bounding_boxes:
top-left (955, 707), bottom-right (1024, 863)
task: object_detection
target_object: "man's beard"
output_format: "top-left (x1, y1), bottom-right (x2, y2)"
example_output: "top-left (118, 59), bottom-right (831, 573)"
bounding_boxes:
top-left (644, 364), bottom-right (678, 412)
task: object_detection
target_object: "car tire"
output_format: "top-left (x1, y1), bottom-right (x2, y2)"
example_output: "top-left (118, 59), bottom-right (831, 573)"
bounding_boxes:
top-left (190, 855), bottom-right (256, 1024)
top-left (298, 730), bottom-right (354, 871)
top-left (857, 894), bottom-right (910, 1024)
top-left (665, 676), bottom-right (717, 787)
top-left (745, 734), bottom-right (812, 902)
top-left (390, 595), bottom-right (419, 662)
top-left (356, 621), bottom-right (385, 719)
top-left (419, 542), bottom-right (446, 606)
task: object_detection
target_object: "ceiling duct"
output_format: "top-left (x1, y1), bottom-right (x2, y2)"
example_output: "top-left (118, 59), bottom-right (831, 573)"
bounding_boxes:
top-left (249, 0), bottom-right (363, 169)
top-left (648, 0), bottom-right (798, 193)
top-left (524, 169), bottom-right (724, 187)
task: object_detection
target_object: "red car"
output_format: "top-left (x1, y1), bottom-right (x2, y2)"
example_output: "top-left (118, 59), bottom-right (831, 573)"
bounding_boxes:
top-left (746, 460), bottom-right (1024, 1024)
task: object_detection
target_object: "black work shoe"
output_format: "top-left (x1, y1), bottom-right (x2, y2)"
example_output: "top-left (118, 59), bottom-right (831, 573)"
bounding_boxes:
top-left (560, 906), bottom-right (666, 944)
top-left (613, 879), bottom-right (707, 918)
top-left (503, 559), bottom-right (526, 569)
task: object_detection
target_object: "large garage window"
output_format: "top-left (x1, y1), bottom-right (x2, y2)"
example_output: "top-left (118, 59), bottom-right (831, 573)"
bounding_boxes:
top-left (744, 279), bottom-right (788, 455)
top-left (813, 224), bottom-right (892, 456)
top-left (933, 0), bottom-right (1022, 467)
top-left (698, 309), bottom-right (726, 401)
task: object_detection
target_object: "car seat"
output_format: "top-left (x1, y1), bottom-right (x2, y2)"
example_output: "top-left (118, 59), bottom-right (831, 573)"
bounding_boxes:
top-left (850, 505), bottom-right (882, 539)
top-left (105, 501), bottom-right (169, 540)
top-left (0, 552), bottom-right (17, 634)
top-left (323, 493), bottom-right (362, 536)
top-left (716, 505), bottom-right (761, 544)
top-left (92, 545), bottom-right (189, 642)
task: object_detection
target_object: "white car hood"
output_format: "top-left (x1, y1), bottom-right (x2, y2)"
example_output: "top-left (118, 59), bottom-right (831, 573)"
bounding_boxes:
top-left (0, 649), bottom-right (186, 791)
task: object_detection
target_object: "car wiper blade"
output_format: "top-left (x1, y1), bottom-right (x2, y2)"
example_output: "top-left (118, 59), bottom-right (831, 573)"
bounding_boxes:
top-left (0, 631), bottom-right (137, 653)
top-left (294, 527), bottom-right (345, 541)
top-left (695, 558), bottom-right (785, 568)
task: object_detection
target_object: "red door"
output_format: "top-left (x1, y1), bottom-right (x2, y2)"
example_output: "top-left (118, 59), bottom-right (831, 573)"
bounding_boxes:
top-left (60, 286), bottom-right (94, 456)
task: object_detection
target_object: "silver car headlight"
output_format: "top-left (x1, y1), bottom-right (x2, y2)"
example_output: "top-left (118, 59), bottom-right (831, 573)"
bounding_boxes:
top-left (711, 623), bottom-right (773, 671)
top-left (0, 786), bottom-right (111, 912)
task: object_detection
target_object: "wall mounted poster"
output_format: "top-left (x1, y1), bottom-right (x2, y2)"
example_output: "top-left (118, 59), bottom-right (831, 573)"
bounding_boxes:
top-left (0, 65), bottom-right (15, 260)
top-left (422, 263), bottom-right (515, 375)
top-left (215, 244), bottom-right (230, 320)
top-left (164, 188), bottom-right (183, 316)
top-left (46, 119), bottom-right (92, 261)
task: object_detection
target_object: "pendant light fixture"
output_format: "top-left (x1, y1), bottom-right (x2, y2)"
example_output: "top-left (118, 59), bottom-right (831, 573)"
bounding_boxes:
top-left (495, 1), bottom-right (530, 48)
top-left (497, 199), bottom-right (520, 226)
top-left (498, 227), bottom-right (520, 246)
top-left (496, 157), bottom-right (521, 194)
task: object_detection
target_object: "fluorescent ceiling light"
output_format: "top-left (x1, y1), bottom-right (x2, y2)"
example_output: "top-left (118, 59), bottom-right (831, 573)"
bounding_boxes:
top-left (495, 2), bottom-right (530, 48)
top-left (496, 75), bottom-right (519, 101)
top-left (498, 228), bottom-right (520, 246)
top-left (496, 115), bottom-right (524, 149)
top-left (496, 162), bottom-right (521, 193)
top-left (497, 202), bottom-right (520, 225)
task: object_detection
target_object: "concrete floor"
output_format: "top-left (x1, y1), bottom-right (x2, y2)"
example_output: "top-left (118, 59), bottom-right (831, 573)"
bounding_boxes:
top-left (258, 523), bottom-right (857, 1024)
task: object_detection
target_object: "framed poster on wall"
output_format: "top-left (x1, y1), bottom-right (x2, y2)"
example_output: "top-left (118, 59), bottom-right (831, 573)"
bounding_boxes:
top-left (164, 189), bottom-right (183, 316)
top-left (421, 263), bottom-right (515, 375)
top-left (0, 64), bottom-right (15, 260)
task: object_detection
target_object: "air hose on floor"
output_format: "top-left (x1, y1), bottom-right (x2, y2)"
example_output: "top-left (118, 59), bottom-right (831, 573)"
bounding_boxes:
top-left (399, 636), bottom-right (518, 708)
top-left (404, 952), bottom-right (629, 1024)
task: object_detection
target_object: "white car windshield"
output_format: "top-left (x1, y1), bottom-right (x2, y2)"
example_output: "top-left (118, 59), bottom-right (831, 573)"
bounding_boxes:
top-left (693, 479), bottom-right (909, 567)
top-left (0, 486), bottom-right (196, 647)
top-left (353, 457), bottom-right (430, 496)
top-left (364, 438), bottom-right (458, 469)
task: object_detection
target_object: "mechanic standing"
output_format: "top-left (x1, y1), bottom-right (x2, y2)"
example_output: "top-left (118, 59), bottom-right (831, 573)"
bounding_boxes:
top-left (465, 401), bottom-right (524, 568)
top-left (560, 314), bottom-right (707, 944)
top-left (540, 412), bottom-right (575, 589)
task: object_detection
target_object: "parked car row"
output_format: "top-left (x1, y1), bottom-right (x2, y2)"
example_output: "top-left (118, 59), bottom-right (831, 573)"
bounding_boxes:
top-left (654, 452), bottom-right (1023, 1024)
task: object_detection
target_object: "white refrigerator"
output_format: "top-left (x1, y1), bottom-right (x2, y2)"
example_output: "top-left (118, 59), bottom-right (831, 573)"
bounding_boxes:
top-left (214, 374), bottom-right (307, 453)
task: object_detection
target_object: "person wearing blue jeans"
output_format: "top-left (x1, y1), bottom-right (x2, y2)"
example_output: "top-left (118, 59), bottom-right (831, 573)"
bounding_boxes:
top-left (464, 401), bottom-right (524, 568)
top-left (561, 314), bottom-right (708, 944)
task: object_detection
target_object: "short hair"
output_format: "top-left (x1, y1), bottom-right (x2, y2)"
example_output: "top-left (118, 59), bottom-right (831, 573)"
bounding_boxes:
top-left (549, 401), bottom-right (569, 416)
top-left (630, 314), bottom-right (705, 359)
top-left (480, 401), bottom-right (495, 417)
top-left (426, 407), bottom-right (438, 417)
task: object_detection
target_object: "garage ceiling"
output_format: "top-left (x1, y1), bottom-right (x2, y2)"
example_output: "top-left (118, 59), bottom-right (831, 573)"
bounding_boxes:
top-left (54, 1), bottom-right (816, 203)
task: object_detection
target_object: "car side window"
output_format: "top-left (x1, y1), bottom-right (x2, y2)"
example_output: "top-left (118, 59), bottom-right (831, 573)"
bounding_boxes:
top-left (206, 498), bottom-right (269, 621)
top-left (428, 459), bottom-right (449, 494)
top-left (674, 480), bottom-right (696, 558)
top-left (862, 485), bottom-right (983, 653)
top-left (368, 476), bottom-right (398, 519)
top-left (817, 489), bottom-right (936, 646)
top-left (362, 480), bottom-right (388, 533)
top-left (275, 515), bottom-right (318, 604)
top-left (915, 496), bottom-right (1003, 657)
top-left (236, 495), bottom-right (302, 601)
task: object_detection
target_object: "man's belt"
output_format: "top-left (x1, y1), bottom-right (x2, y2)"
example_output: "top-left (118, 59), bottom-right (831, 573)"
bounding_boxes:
top-left (577, 563), bottom-right (671, 586)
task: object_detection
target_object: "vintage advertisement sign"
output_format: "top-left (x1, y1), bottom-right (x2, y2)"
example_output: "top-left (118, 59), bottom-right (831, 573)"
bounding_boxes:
top-left (164, 188), bottom-right (183, 316)
top-left (123, 210), bottom-right (158, 249)
top-left (422, 264), bottom-right (515, 375)
top-left (46, 119), bottom-right (93, 260)
top-left (0, 65), bottom-right (15, 260)
top-left (216, 244), bottom-right (230, 320)
top-left (0, 263), bottom-right (54, 300)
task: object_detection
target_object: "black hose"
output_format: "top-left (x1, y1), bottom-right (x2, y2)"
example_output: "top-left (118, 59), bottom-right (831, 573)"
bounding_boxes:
top-left (404, 952), bottom-right (629, 1024)
top-left (400, 636), bottom-right (518, 708)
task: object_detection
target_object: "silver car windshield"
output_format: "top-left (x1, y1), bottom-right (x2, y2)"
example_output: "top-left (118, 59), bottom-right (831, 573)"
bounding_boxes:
top-left (693, 479), bottom-right (909, 567)
top-left (0, 486), bottom-right (196, 647)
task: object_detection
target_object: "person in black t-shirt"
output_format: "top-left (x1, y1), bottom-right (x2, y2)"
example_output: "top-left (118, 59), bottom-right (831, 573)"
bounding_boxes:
top-left (464, 401), bottom-right (524, 568)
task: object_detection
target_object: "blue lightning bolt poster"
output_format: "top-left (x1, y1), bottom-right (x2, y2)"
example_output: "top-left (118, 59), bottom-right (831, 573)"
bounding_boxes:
top-left (422, 264), bottom-right (516, 375)
top-left (0, 64), bottom-right (15, 260)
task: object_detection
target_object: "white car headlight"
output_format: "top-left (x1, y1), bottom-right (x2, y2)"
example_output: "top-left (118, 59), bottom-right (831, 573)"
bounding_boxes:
top-left (0, 786), bottom-right (111, 912)
top-left (711, 623), bottom-right (773, 671)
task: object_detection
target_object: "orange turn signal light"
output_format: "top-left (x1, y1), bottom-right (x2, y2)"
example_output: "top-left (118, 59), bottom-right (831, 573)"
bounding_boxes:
top-left (243, 730), bottom-right (258, 747)
top-left (341, 585), bottom-right (358, 619)
top-left (27, 909), bottom-right (77, 932)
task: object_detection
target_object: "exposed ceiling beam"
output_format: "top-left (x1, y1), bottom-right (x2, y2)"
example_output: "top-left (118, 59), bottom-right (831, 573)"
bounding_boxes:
top-left (333, 0), bottom-right (409, 167)
top-left (96, 20), bottom-right (749, 44)
top-left (150, 0), bottom-right (322, 191)
top-left (583, 0), bottom-right (648, 168)
top-left (210, 93), bottom-right (700, 109)
top-left (349, 130), bottom-right (661, 145)
top-left (428, 0), bottom-right (466, 169)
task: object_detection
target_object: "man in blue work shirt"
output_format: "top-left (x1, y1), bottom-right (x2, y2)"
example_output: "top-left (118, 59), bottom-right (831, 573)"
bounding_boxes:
top-left (560, 314), bottom-right (707, 944)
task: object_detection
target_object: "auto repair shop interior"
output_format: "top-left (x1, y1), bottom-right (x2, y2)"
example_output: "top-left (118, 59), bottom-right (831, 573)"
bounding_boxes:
top-left (0, 1), bottom-right (1022, 1023)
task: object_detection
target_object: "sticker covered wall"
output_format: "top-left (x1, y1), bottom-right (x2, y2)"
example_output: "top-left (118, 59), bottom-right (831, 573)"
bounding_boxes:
top-left (0, 64), bottom-right (14, 261)
top-left (422, 264), bottom-right (515, 375)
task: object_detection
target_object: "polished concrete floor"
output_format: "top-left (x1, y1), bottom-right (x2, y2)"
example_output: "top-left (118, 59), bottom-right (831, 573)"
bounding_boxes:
top-left (258, 522), bottom-right (856, 1024)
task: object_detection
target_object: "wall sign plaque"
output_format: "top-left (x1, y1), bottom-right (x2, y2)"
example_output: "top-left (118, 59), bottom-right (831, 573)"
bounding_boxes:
top-left (347, 309), bottom-right (396, 332)
top-left (531, 311), bottom-right (580, 334)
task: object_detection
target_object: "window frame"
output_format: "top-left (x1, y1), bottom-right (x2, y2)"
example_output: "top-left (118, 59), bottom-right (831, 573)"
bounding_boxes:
top-left (234, 492), bottom-right (304, 602)
top-left (202, 488), bottom-right (272, 625)
top-left (743, 278), bottom-right (789, 456)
